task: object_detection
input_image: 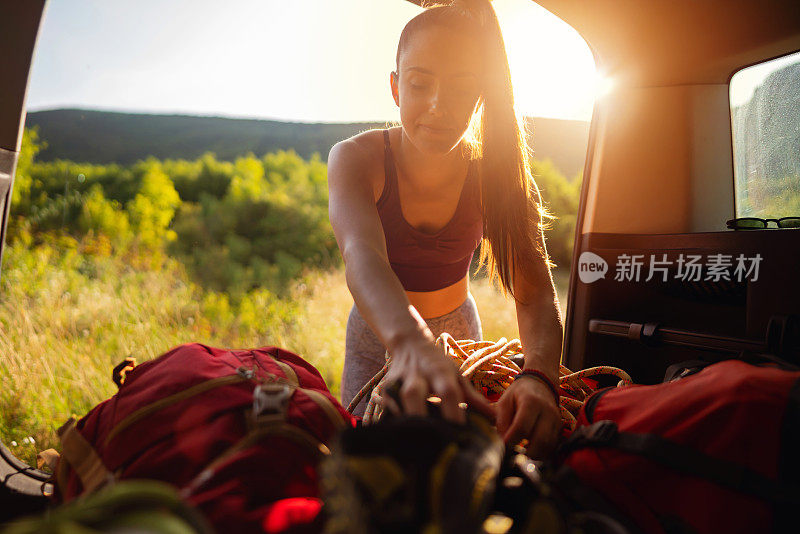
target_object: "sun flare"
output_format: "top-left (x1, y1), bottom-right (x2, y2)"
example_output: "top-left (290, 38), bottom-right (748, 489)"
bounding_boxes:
top-left (495, 0), bottom-right (598, 121)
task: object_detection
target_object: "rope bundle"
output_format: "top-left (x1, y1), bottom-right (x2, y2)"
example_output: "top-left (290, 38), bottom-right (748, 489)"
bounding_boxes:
top-left (347, 333), bottom-right (633, 429)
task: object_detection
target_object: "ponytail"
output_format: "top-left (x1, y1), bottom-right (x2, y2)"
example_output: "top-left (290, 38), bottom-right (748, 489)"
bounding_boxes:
top-left (399, 0), bottom-right (552, 298)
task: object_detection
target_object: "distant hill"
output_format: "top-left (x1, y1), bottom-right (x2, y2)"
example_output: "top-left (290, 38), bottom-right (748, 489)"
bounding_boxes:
top-left (25, 109), bottom-right (590, 178)
top-left (732, 61), bottom-right (800, 215)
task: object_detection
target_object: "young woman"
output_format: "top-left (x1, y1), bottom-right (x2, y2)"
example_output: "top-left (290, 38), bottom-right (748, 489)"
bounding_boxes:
top-left (328, 0), bottom-right (564, 458)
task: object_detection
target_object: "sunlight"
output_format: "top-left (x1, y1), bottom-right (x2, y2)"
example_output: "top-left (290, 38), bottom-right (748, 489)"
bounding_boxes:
top-left (593, 73), bottom-right (615, 100)
top-left (494, 0), bottom-right (597, 121)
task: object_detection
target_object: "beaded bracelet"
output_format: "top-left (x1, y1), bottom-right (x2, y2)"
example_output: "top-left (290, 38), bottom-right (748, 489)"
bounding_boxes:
top-left (514, 369), bottom-right (560, 406)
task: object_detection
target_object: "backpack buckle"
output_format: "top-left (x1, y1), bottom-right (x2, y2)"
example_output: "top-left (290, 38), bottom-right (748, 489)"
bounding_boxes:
top-left (237, 366), bottom-right (256, 380)
top-left (583, 420), bottom-right (618, 444)
top-left (559, 420), bottom-right (618, 456)
top-left (253, 382), bottom-right (293, 419)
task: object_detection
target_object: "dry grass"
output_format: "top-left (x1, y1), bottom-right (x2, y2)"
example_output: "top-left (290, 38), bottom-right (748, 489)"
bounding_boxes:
top-left (472, 268), bottom-right (570, 341)
top-left (282, 269), bottom-right (353, 395)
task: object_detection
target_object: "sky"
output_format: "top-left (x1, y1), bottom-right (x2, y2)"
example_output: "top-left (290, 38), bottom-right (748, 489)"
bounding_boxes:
top-left (25, 0), bottom-right (602, 123)
top-left (730, 52), bottom-right (800, 107)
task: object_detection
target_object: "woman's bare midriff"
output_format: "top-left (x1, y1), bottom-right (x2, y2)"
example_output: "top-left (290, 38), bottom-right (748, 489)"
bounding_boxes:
top-left (406, 275), bottom-right (470, 319)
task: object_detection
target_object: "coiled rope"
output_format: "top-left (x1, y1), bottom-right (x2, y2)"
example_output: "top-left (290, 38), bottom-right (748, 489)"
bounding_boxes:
top-left (347, 333), bottom-right (633, 429)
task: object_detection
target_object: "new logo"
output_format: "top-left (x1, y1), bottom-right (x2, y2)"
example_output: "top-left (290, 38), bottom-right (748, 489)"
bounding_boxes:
top-left (578, 251), bottom-right (608, 283)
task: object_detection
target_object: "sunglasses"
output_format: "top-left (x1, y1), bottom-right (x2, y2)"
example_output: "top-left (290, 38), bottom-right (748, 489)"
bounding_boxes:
top-left (726, 217), bottom-right (800, 230)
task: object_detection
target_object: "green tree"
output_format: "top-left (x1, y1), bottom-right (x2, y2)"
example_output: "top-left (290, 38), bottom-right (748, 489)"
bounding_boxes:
top-left (11, 127), bottom-right (47, 212)
top-left (78, 185), bottom-right (132, 247)
top-left (126, 161), bottom-right (180, 250)
top-left (531, 158), bottom-right (581, 268)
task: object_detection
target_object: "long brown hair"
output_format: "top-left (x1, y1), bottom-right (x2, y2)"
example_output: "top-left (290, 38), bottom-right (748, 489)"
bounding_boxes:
top-left (396, 0), bottom-right (552, 299)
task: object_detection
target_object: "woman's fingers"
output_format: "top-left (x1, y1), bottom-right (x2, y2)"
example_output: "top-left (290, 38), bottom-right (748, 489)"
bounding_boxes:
top-left (388, 351), bottom-right (499, 425)
top-left (399, 375), bottom-right (429, 417)
top-left (498, 382), bottom-right (562, 459)
top-left (392, 372), bottom-right (492, 425)
top-left (495, 396), bottom-right (513, 435)
top-left (432, 374), bottom-right (465, 424)
top-left (459, 375), bottom-right (496, 423)
top-left (503, 407), bottom-right (537, 446)
top-left (381, 388), bottom-right (402, 416)
top-left (504, 411), bottom-right (558, 460)
top-left (525, 415), bottom-right (559, 459)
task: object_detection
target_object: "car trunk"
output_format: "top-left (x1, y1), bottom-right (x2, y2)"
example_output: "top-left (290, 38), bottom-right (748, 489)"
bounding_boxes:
top-left (534, 0), bottom-right (800, 380)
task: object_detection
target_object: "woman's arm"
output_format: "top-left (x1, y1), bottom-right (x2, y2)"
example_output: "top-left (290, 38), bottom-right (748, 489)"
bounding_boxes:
top-left (495, 221), bottom-right (565, 458)
top-left (515, 258), bottom-right (563, 384)
top-left (327, 137), bottom-right (492, 423)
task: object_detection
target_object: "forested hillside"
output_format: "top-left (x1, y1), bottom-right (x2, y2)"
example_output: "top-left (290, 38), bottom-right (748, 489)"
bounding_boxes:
top-left (26, 109), bottom-right (590, 178)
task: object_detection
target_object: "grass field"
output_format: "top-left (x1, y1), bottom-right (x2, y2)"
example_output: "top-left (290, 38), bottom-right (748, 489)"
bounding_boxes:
top-left (0, 242), bottom-right (569, 468)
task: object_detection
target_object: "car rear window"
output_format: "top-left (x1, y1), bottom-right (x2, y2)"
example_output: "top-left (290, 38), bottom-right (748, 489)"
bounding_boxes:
top-left (730, 51), bottom-right (800, 218)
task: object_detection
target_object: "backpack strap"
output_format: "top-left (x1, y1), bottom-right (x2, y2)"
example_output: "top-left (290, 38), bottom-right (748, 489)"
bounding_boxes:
top-left (562, 420), bottom-right (800, 505)
top-left (104, 373), bottom-right (249, 447)
top-left (57, 416), bottom-right (113, 494)
top-left (111, 357), bottom-right (137, 388)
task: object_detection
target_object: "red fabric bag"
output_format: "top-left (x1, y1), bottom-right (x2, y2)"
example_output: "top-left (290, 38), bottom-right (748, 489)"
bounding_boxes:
top-left (555, 359), bottom-right (800, 534)
top-left (53, 343), bottom-right (355, 533)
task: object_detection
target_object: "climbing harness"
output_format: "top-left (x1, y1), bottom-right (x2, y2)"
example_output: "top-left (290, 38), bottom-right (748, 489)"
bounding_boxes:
top-left (347, 333), bottom-right (633, 429)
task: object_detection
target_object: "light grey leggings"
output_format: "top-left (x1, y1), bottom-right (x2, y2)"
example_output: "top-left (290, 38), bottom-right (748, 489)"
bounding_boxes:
top-left (341, 294), bottom-right (482, 417)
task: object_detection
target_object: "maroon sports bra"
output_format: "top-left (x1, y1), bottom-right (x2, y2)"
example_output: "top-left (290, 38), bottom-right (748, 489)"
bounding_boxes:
top-left (377, 129), bottom-right (483, 292)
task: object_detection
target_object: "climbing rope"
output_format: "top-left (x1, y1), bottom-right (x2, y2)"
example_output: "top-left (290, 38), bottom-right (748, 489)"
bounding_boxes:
top-left (347, 333), bottom-right (633, 430)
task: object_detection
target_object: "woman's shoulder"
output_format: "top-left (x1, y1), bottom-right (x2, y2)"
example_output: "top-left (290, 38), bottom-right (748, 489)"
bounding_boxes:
top-left (332, 127), bottom-right (388, 160)
top-left (329, 128), bottom-right (393, 201)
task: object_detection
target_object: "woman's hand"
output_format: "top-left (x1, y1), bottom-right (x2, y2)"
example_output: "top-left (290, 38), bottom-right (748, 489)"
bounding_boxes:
top-left (384, 337), bottom-right (495, 425)
top-left (496, 376), bottom-right (561, 459)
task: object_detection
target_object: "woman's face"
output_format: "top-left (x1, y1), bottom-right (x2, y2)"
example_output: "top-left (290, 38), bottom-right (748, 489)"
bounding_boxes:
top-left (392, 25), bottom-right (483, 156)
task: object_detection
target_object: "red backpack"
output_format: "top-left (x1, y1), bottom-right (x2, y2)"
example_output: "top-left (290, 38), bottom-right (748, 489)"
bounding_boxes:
top-left (554, 358), bottom-right (800, 534)
top-left (53, 343), bottom-right (355, 533)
